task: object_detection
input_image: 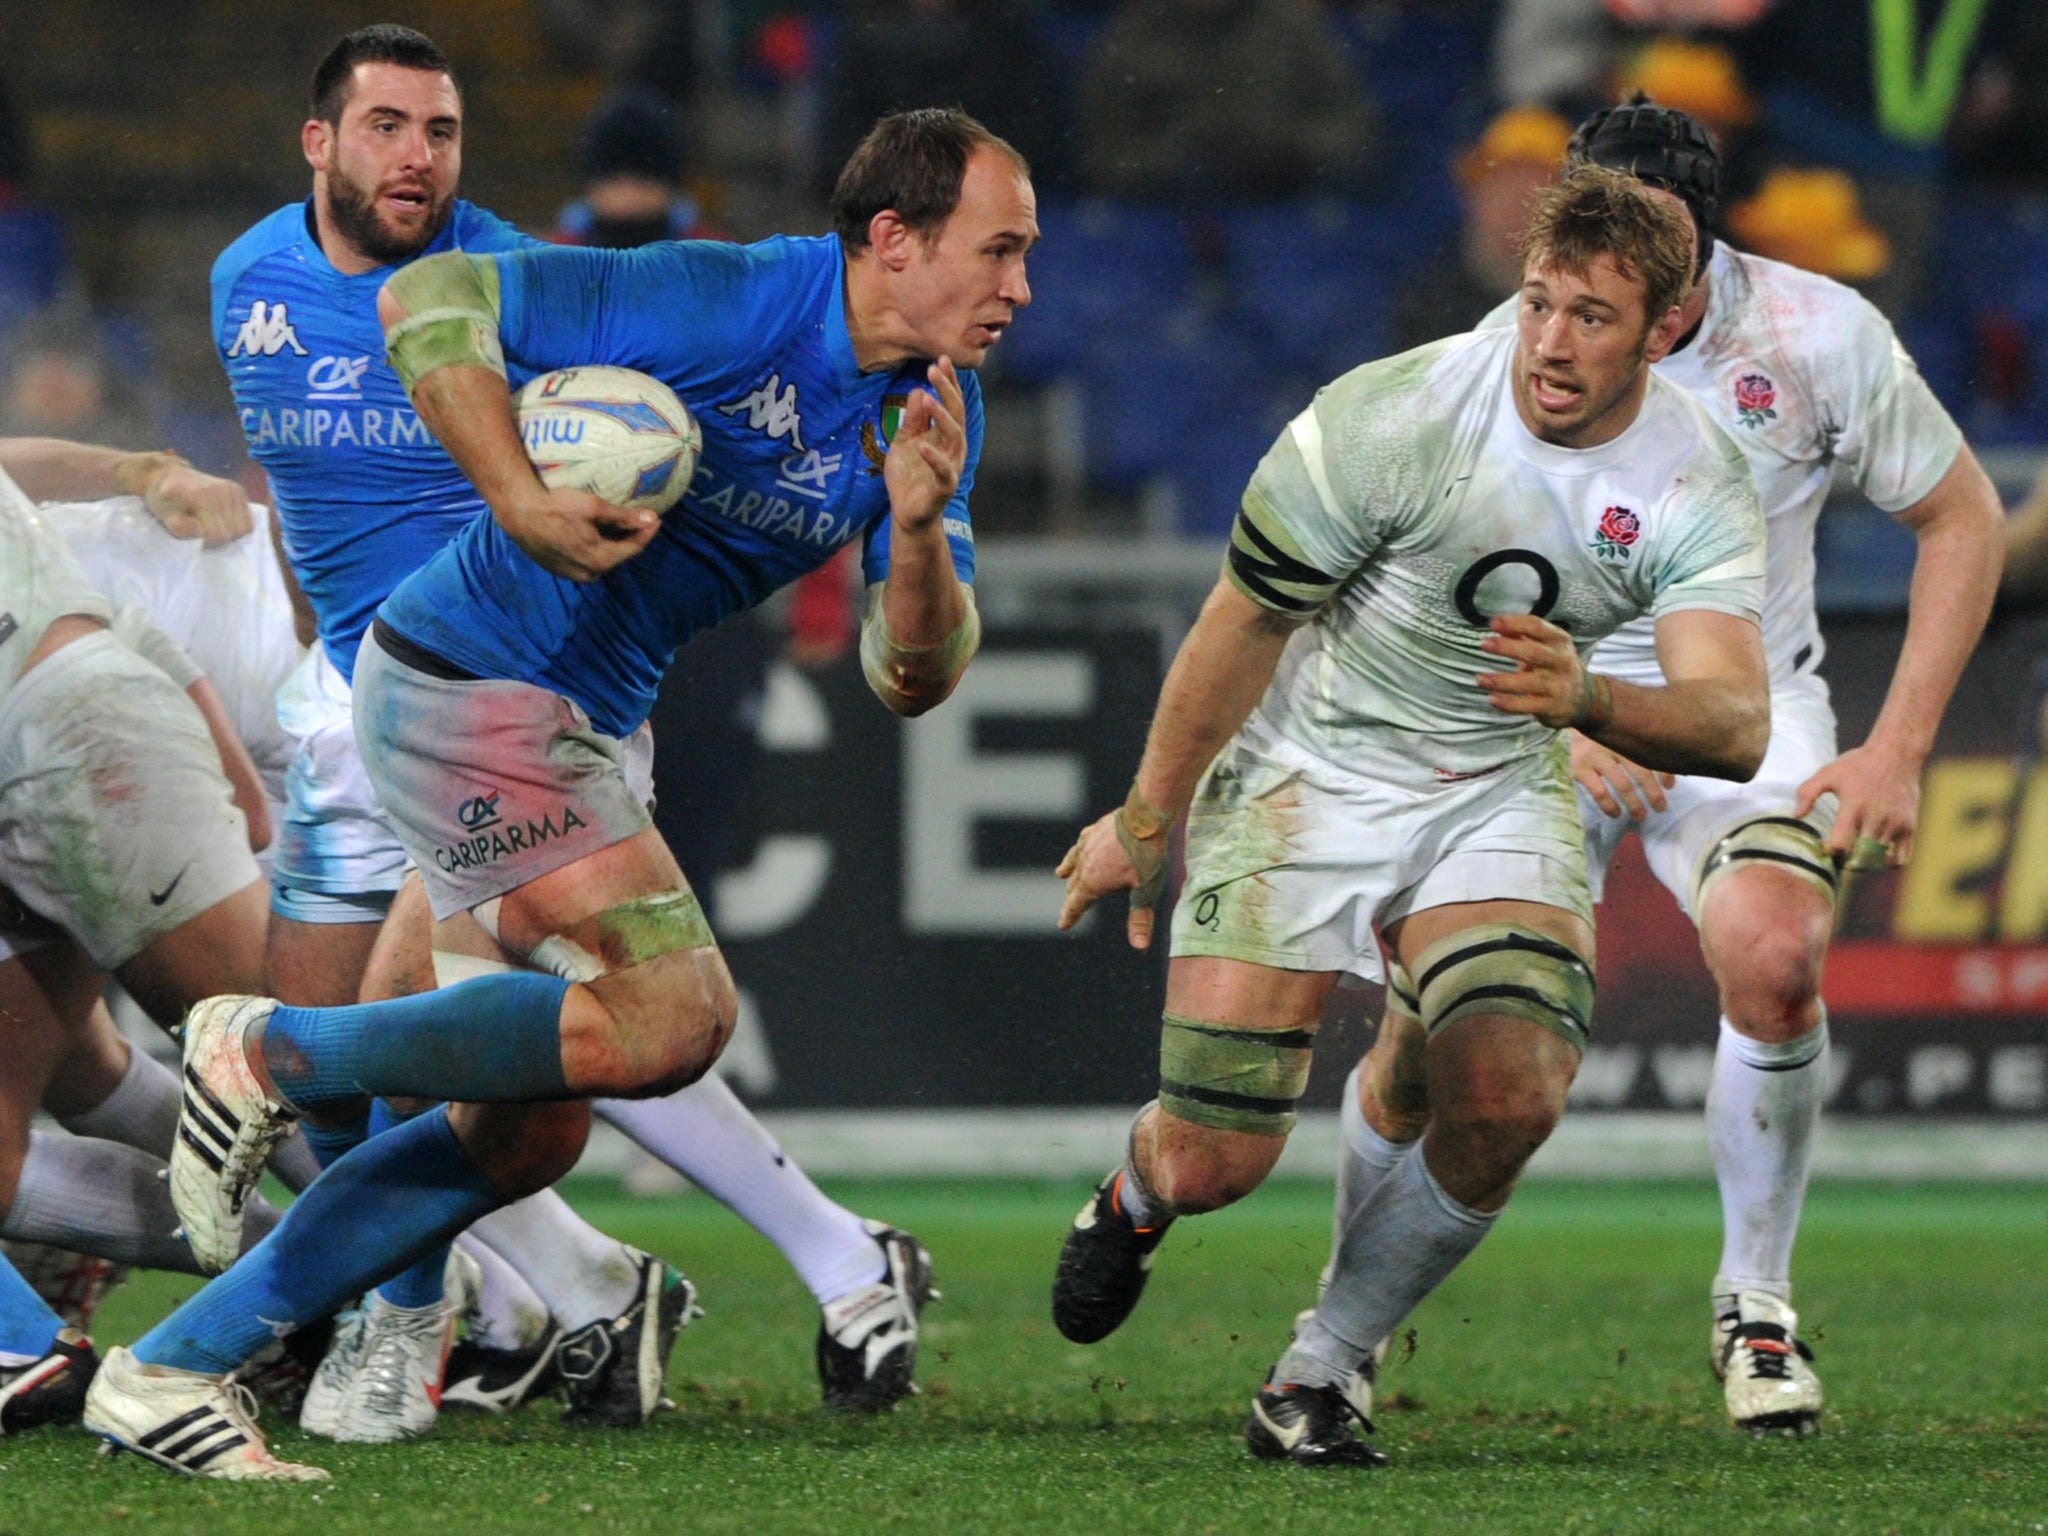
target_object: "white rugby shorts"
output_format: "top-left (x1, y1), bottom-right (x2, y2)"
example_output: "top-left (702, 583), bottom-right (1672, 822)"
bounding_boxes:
top-left (1581, 670), bottom-right (1840, 918)
top-left (1170, 717), bottom-right (1592, 984)
top-left (269, 642), bottom-right (411, 922)
top-left (0, 631), bottom-right (259, 969)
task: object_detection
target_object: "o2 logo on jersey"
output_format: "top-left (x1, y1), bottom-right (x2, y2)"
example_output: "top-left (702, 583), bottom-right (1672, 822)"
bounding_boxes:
top-left (1734, 372), bottom-right (1778, 429)
top-left (306, 355), bottom-right (372, 401)
top-left (1453, 549), bottom-right (1560, 627)
top-left (1588, 505), bottom-right (1640, 564)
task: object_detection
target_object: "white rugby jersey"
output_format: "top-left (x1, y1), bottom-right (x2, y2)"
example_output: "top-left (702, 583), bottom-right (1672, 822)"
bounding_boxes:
top-left (1482, 244), bottom-right (1962, 686)
top-left (47, 497), bottom-right (302, 785)
top-left (1232, 327), bottom-right (1764, 783)
top-left (0, 468), bottom-right (113, 697)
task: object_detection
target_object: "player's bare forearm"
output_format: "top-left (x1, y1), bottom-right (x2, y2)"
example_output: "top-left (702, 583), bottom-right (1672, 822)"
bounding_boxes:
top-left (1133, 578), bottom-right (1300, 817)
top-left (402, 361), bottom-right (537, 513)
top-left (0, 436), bottom-right (163, 499)
top-left (1588, 673), bottom-right (1768, 780)
top-left (1869, 446), bottom-right (2002, 765)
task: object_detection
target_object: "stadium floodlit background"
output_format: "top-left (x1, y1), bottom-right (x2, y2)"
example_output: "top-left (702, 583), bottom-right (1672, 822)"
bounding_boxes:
top-left (2, 6), bottom-right (2044, 1528)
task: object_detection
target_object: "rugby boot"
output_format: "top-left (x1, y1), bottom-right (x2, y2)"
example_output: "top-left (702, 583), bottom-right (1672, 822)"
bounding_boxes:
top-left (84, 1346), bottom-right (329, 1481)
top-left (1051, 1171), bottom-right (1169, 1343)
top-left (169, 995), bottom-right (297, 1274)
top-left (0, 1327), bottom-right (98, 1435)
top-left (442, 1324), bottom-right (563, 1413)
top-left (817, 1221), bottom-right (937, 1411)
top-left (1245, 1374), bottom-right (1390, 1467)
top-left (557, 1251), bottom-right (700, 1426)
top-left (1716, 1290), bottom-right (1822, 1437)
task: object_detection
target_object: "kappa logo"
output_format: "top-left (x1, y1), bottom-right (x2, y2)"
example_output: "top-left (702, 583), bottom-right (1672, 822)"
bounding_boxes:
top-left (307, 355), bottom-right (372, 400)
top-left (718, 373), bottom-right (806, 452)
top-left (227, 300), bottom-right (309, 359)
top-left (456, 790), bottom-right (503, 831)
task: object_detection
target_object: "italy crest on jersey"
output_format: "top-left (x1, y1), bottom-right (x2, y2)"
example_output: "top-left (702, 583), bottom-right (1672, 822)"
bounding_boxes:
top-left (859, 392), bottom-right (910, 476)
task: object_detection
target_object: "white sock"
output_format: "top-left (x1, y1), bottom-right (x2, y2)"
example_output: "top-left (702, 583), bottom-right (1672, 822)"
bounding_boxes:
top-left (1278, 1143), bottom-right (1496, 1388)
top-left (56, 1044), bottom-right (181, 1156)
top-left (454, 1233), bottom-right (553, 1350)
top-left (1708, 1013), bottom-right (1826, 1305)
top-left (597, 1075), bottom-right (881, 1305)
top-left (467, 1190), bottom-right (643, 1325)
top-left (4, 1131), bottom-right (280, 1271)
top-left (1328, 1062), bottom-right (1415, 1284)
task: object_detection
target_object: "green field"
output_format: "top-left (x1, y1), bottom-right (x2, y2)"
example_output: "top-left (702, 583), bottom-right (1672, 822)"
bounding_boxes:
top-left (3, 1178), bottom-right (2043, 1535)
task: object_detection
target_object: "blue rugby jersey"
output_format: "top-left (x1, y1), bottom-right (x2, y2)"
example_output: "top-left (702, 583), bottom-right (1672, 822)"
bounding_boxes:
top-left (378, 235), bottom-right (981, 739)
top-left (211, 200), bottom-right (536, 681)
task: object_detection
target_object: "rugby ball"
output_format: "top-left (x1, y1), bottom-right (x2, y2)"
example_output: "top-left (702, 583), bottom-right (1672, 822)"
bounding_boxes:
top-left (514, 365), bottom-right (700, 514)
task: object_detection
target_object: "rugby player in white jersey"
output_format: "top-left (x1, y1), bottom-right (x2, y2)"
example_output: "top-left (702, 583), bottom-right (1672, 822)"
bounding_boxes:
top-left (1051, 166), bottom-right (1771, 1466)
top-left (1324, 100), bottom-right (2002, 1440)
top-left (0, 441), bottom-right (287, 1434)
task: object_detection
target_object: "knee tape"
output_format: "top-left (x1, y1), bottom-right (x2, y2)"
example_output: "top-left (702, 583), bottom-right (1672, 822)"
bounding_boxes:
top-left (1157, 1012), bottom-right (1314, 1138)
top-left (526, 889), bottom-right (715, 983)
top-left (1411, 924), bottom-right (1594, 1050)
top-left (1693, 814), bottom-right (1839, 909)
top-left (1384, 962), bottom-right (1421, 1030)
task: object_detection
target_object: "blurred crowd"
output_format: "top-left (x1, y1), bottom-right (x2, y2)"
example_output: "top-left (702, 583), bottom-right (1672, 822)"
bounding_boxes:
top-left (3, 0), bottom-right (2045, 537)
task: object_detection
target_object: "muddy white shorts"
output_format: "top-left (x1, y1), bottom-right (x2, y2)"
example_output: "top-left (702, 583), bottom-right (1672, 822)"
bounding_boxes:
top-left (1581, 670), bottom-right (1839, 919)
top-left (1170, 718), bottom-right (1592, 984)
top-left (0, 631), bottom-right (258, 969)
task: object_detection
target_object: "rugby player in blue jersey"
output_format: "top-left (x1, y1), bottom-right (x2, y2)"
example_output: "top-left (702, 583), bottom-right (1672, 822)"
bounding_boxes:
top-left (84, 104), bottom-right (1033, 1480)
top-left (205, 26), bottom-right (965, 1445)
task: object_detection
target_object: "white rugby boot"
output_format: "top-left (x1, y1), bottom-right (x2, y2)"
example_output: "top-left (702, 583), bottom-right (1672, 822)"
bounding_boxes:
top-left (83, 1345), bottom-right (328, 1481)
top-left (300, 1249), bottom-right (475, 1443)
top-left (1715, 1290), bottom-right (1823, 1437)
top-left (169, 996), bottom-right (297, 1275)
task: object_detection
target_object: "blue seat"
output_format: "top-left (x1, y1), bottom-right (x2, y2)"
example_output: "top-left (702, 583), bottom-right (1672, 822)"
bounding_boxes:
top-left (1215, 198), bottom-right (1439, 378)
top-left (1076, 306), bottom-right (1309, 534)
top-left (1001, 200), bottom-right (1195, 382)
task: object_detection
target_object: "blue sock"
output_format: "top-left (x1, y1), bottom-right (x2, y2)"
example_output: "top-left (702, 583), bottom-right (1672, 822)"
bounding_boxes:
top-left (298, 1108), bottom-right (371, 1170)
top-left (0, 1255), bottom-right (62, 1361)
top-left (133, 1107), bottom-right (504, 1376)
top-left (258, 972), bottom-right (572, 1111)
top-left (366, 1099), bottom-right (454, 1310)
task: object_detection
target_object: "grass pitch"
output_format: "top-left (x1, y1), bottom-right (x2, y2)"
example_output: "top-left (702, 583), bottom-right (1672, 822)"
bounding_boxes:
top-left (2, 1177), bottom-right (2042, 1535)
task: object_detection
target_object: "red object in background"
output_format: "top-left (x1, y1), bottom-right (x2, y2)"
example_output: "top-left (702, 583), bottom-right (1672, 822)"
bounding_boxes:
top-left (1976, 312), bottom-right (2031, 408)
top-left (753, 14), bottom-right (813, 84)
top-left (787, 546), bottom-right (855, 666)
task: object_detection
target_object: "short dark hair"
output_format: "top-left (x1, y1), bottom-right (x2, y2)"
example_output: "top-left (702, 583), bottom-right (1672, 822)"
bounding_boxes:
top-left (1519, 164), bottom-right (1695, 328)
top-left (830, 108), bottom-right (1027, 251)
top-left (309, 25), bottom-right (457, 125)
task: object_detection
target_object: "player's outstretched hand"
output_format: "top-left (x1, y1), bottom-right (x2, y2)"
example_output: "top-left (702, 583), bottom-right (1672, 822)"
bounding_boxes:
top-left (145, 462), bottom-right (253, 546)
top-left (1477, 613), bottom-right (1598, 729)
top-left (885, 357), bottom-right (967, 533)
top-left (1057, 811), bottom-right (1158, 948)
top-left (1796, 741), bottom-right (1918, 868)
top-left (1570, 729), bottom-right (1673, 820)
top-left (498, 485), bottom-right (659, 583)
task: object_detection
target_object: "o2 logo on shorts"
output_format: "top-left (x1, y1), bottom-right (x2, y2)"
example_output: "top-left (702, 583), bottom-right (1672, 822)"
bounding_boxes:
top-left (1453, 549), bottom-right (1560, 627)
top-left (456, 791), bottom-right (503, 831)
top-left (1193, 891), bottom-right (1221, 930)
